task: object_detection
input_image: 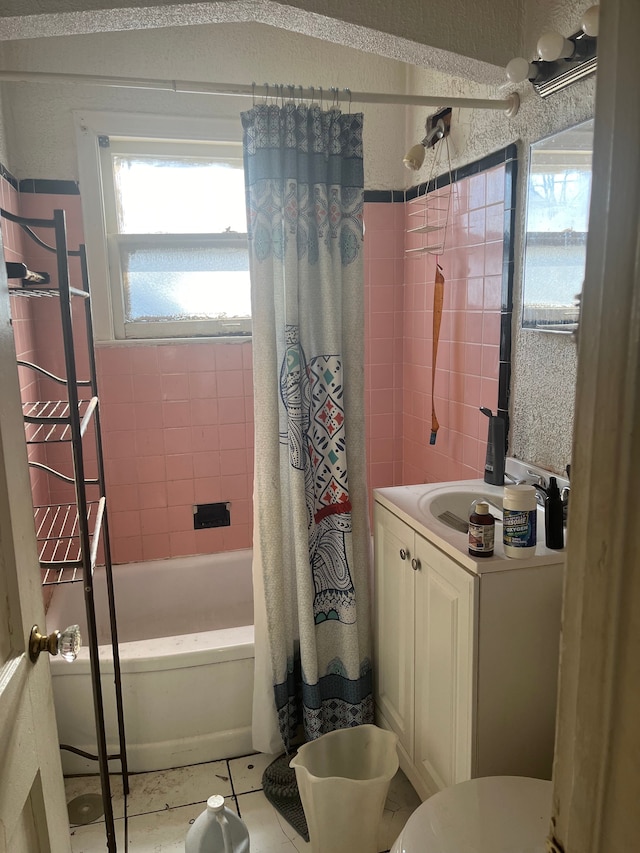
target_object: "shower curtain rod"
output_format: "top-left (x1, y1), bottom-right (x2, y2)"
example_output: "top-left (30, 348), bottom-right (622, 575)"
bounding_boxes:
top-left (0, 70), bottom-right (520, 116)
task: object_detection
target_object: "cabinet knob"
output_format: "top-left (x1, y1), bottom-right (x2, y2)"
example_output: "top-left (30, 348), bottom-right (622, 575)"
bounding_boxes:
top-left (399, 548), bottom-right (409, 561)
top-left (411, 557), bottom-right (421, 571)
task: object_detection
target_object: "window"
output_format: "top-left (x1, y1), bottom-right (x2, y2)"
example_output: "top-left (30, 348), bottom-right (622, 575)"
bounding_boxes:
top-left (95, 131), bottom-right (250, 340)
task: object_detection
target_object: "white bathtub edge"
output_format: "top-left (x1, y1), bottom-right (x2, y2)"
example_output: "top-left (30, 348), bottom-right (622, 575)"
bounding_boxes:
top-left (52, 625), bottom-right (255, 675)
top-left (60, 724), bottom-right (254, 775)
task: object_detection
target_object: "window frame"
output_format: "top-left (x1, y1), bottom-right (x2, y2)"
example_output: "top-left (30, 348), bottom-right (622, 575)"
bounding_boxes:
top-left (75, 111), bottom-right (250, 343)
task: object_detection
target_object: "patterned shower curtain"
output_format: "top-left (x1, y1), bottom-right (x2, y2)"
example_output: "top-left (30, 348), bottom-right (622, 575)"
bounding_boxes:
top-left (241, 102), bottom-right (373, 751)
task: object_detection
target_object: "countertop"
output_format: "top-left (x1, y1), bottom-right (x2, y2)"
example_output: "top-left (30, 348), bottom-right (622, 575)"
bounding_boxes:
top-left (374, 479), bottom-right (566, 575)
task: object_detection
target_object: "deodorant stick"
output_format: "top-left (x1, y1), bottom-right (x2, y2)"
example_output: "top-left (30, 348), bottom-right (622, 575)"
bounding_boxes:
top-left (503, 485), bottom-right (537, 558)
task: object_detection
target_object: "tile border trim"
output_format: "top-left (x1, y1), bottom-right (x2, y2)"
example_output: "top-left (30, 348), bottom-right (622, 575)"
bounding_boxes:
top-left (18, 178), bottom-right (81, 195)
top-left (364, 144), bottom-right (518, 203)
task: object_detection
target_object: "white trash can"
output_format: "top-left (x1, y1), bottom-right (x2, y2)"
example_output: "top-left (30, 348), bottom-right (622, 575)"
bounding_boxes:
top-left (290, 724), bottom-right (399, 853)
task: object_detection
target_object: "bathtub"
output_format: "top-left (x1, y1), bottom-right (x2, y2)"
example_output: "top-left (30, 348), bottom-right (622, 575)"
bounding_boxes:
top-left (46, 550), bottom-right (254, 774)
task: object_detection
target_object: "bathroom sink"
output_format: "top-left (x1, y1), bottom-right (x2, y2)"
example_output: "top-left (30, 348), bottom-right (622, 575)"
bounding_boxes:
top-left (375, 477), bottom-right (563, 572)
top-left (417, 489), bottom-right (503, 533)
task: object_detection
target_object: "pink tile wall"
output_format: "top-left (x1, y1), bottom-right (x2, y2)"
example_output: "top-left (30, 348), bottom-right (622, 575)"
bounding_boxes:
top-left (7, 190), bottom-right (254, 565)
top-left (1, 175), bottom-right (50, 509)
top-left (97, 341), bottom-right (254, 564)
top-left (363, 202), bottom-right (404, 495)
top-left (5, 172), bottom-right (504, 567)
top-left (402, 166), bottom-right (504, 484)
top-left (16, 194), bottom-right (96, 514)
top-left (19, 194), bottom-right (91, 385)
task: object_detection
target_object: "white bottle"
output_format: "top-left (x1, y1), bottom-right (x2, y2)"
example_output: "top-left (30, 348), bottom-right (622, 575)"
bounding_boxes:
top-left (185, 795), bottom-right (250, 853)
top-left (502, 485), bottom-right (537, 558)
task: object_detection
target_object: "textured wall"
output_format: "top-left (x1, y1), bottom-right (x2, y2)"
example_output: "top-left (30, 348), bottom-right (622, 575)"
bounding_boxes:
top-left (402, 0), bottom-right (594, 475)
top-left (0, 0), bottom-right (595, 475)
top-left (0, 53), bottom-right (8, 169)
top-left (0, 0), bottom-right (521, 70)
top-left (0, 22), bottom-right (410, 189)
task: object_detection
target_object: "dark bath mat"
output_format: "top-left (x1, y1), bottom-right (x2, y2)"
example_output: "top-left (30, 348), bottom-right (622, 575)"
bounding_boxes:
top-left (262, 753), bottom-right (309, 842)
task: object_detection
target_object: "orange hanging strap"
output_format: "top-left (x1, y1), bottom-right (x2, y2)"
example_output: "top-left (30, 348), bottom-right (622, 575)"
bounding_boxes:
top-left (430, 263), bottom-right (445, 445)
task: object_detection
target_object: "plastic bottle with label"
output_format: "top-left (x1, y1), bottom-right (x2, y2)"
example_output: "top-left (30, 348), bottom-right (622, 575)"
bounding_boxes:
top-left (502, 484), bottom-right (537, 558)
top-left (468, 501), bottom-right (495, 557)
top-left (185, 795), bottom-right (250, 853)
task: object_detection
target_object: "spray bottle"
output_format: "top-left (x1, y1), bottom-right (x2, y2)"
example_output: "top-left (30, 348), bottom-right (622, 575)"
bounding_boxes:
top-left (536, 477), bottom-right (565, 550)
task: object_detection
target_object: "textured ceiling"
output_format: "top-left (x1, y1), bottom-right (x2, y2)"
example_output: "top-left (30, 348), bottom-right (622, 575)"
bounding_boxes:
top-left (0, 0), bottom-right (522, 79)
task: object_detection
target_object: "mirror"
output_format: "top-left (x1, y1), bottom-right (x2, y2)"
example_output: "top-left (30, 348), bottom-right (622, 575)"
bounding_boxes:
top-left (522, 118), bottom-right (594, 332)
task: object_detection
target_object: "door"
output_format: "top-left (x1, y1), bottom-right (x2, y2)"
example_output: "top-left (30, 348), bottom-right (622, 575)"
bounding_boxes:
top-left (551, 2), bottom-right (640, 849)
top-left (413, 535), bottom-right (474, 792)
top-left (373, 503), bottom-right (415, 759)
top-left (0, 256), bottom-right (71, 851)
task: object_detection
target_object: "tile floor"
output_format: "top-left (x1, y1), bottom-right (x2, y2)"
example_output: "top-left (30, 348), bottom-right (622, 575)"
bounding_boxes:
top-left (65, 751), bottom-right (421, 852)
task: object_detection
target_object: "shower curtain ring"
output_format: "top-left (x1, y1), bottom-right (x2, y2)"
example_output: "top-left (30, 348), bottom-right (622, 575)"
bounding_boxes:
top-left (298, 84), bottom-right (304, 104)
top-left (263, 82), bottom-right (269, 102)
top-left (252, 81), bottom-right (256, 106)
top-left (319, 86), bottom-right (323, 109)
top-left (344, 88), bottom-right (352, 113)
top-left (288, 83), bottom-right (295, 102)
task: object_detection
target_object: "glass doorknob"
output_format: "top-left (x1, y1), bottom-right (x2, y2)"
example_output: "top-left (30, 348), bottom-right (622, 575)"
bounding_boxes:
top-left (29, 624), bottom-right (81, 663)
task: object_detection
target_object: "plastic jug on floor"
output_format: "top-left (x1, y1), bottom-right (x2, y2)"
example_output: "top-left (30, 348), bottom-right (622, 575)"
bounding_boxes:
top-left (290, 724), bottom-right (399, 853)
top-left (185, 795), bottom-right (250, 853)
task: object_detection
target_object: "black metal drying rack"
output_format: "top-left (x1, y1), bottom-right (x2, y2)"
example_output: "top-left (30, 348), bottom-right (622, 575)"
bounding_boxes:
top-left (2, 207), bottom-right (129, 852)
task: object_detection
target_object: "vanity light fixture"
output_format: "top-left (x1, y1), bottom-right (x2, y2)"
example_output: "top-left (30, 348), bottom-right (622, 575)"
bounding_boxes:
top-left (506, 4), bottom-right (598, 98)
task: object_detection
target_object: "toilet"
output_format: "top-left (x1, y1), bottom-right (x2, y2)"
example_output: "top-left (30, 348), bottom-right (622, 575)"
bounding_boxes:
top-left (390, 776), bottom-right (552, 853)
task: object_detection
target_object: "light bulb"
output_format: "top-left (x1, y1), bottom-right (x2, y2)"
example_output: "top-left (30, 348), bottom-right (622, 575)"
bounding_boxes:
top-left (537, 30), bottom-right (575, 62)
top-left (582, 5), bottom-right (599, 36)
top-left (403, 143), bottom-right (426, 171)
top-left (506, 57), bottom-right (536, 84)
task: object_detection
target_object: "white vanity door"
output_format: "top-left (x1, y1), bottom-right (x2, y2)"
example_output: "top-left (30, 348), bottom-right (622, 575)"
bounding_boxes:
top-left (373, 504), bottom-right (415, 759)
top-left (413, 534), bottom-right (476, 791)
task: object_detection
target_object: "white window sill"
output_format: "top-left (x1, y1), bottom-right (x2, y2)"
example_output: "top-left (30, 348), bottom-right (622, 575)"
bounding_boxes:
top-left (94, 336), bottom-right (252, 347)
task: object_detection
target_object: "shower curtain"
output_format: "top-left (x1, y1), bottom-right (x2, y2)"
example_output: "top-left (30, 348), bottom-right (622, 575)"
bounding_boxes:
top-left (241, 102), bottom-right (373, 752)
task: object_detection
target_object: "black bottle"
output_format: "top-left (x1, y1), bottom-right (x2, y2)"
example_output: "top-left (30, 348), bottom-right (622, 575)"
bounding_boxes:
top-left (544, 477), bottom-right (564, 549)
top-left (480, 407), bottom-right (505, 486)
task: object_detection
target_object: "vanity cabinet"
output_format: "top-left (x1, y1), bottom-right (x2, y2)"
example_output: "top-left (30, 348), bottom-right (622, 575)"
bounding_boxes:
top-left (374, 496), bottom-right (564, 801)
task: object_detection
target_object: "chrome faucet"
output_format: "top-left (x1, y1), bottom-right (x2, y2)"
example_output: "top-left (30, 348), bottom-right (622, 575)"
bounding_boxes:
top-left (504, 470), bottom-right (547, 488)
top-left (504, 470), bottom-right (547, 505)
top-left (504, 472), bottom-right (525, 485)
top-left (526, 469), bottom-right (548, 489)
